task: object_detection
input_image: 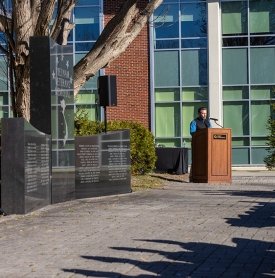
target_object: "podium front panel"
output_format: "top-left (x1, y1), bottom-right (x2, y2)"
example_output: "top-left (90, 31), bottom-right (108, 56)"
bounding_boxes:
top-left (192, 128), bottom-right (232, 183)
top-left (210, 132), bottom-right (230, 176)
top-left (192, 130), bottom-right (208, 180)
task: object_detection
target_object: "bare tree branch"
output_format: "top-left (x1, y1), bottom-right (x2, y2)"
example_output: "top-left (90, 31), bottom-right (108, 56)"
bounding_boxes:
top-left (34, 0), bottom-right (56, 36)
top-left (30, 0), bottom-right (41, 27)
top-left (0, 14), bottom-right (11, 32)
top-left (50, 0), bottom-right (75, 44)
top-left (3, 0), bottom-right (162, 119)
top-left (73, 0), bottom-right (163, 93)
top-left (0, 3), bottom-right (14, 51)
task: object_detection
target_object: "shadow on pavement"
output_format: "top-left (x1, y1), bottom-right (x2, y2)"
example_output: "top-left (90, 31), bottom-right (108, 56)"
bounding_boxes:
top-left (225, 201), bottom-right (275, 228)
top-left (63, 238), bottom-right (275, 277)
top-left (199, 189), bottom-right (275, 199)
top-left (199, 190), bottom-right (275, 228)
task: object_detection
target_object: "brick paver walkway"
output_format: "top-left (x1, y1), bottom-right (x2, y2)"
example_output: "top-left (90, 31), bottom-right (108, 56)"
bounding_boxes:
top-left (0, 172), bottom-right (274, 277)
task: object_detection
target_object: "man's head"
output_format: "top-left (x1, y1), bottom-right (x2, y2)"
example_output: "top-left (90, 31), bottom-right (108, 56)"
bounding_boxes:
top-left (198, 107), bottom-right (207, 120)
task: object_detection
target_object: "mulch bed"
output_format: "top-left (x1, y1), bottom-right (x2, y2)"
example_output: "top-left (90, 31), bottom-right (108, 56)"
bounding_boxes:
top-left (150, 172), bottom-right (190, 183)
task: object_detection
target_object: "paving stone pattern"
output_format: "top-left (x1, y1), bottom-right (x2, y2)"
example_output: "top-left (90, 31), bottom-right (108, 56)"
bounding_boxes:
top-left (0, 173), bottom-right (274, 277)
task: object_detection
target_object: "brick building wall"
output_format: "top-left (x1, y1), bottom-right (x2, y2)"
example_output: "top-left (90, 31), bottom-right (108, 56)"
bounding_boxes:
top-left (103, 0), bottom-right (150, 128)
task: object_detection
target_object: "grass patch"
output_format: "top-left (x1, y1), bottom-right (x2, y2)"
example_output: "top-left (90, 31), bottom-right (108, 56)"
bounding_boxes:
top-left (131, 174), bottom-right (165, 192)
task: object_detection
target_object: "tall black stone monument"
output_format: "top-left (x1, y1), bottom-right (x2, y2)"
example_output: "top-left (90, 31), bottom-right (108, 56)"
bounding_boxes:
top-left (1, 118), bottom-right (51, 214)
top-left (30, 36), bottom-right (75, 203)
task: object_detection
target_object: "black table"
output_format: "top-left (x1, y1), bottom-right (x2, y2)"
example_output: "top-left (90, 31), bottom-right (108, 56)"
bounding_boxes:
top-left (155, 147), bottom-right (188, 175)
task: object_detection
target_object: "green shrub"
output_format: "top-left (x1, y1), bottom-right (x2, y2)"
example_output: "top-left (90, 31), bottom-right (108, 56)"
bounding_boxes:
top-left (264, 103), bottom-right (275, 170)
top-left (74, 110), bottom-right (104, 135)
top-left (75, 111), bottom-right (157, 175)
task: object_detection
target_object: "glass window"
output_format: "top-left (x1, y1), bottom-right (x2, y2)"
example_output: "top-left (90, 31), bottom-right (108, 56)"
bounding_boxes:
top-left (250, 0), bottom-right (275, 34)
top-left (221, 1), bottom-right (248, 36)
top-left (154, 51), bottom-right (180, 86)
top-left (0, 106), bottom-right (8, 118)
top-left (155, 40), bottom-right (179, 49)
top-left (75, 24), bottom-right (99, 41)
top-left (182, 102), bottom-right (207, 137)
top-left (222, 48), bottom-right (248, 85)
top-left (181, 49), bottom-right (207, 86)
top-left (182, 87), bottom-right (208, 101)
top-left (76, 104), bottom-right (98, 121)
top-left (250, 47), bottom-right (275, 84)
top-left (0, 91), bottom-right (8, 105)
top-left (251, 86), bottom-right (275, 100)
top-left (250, 36), bottom-right (275, 46)
top-left (155, 103), bottom-right (180, 137)
top-left (223, 101), bottom-right (249, 136)
top-left (76, 0), bottom-right (100, 6)
top-left (180, 2), bottom-right (207, 38)
top-left (74, 7), bottom-right (99, 41)
top-left (251, 101), bottom-right (271, 136)
top-left (154, 4), bottom-right (179, 39)
top-left (155, 88), bottom-right (180, 102)
top-left (223, 86), bottom-right (249, 100)
top-left (232, 137), bottom-right (249, 146)
top-left (251, 148), bottom-right (268, 164)
top-left (75, 90), bottom-right (97, 104)
top-left (223, 37), bottom-right (248, 47)
top-left (75, 42), bottom-right (95, 52)
top-left (232, 148), bottom-right (249, 164)
top-left (155, 138), bottom-right (181, 148)
top-left (182, 138), bottom-right (191, 149)
top-left (0, 56), bottom-right (8, 90)
top-left (251, 137), bottom-right (267, 146)
top-left (182, 38), bottom-right (207, 48)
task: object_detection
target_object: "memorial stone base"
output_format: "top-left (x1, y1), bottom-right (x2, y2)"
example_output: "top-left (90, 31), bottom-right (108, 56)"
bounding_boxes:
top-left (75, 130), bottom-right (131, 198)
top-left (1, 118), bottom-right (51, 214)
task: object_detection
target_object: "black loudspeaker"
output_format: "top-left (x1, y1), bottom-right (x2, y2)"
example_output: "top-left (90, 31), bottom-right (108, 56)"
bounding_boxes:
top-left (98, 75), bottom-right (117, 106)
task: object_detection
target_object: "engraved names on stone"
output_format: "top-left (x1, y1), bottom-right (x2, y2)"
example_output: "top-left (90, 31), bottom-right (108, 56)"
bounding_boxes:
top-left (104, 142), bottom-right (129, 181)
top-left (1, 118), bottom-right (51, 214)
top-left (25, 140), bottom-right (50, 193)
top-left (75, 130), bottom-right (131, 198)
top-left (77, 144), bottom-right (100, 184)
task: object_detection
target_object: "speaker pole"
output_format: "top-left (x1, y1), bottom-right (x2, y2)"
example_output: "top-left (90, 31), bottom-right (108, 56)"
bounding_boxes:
top-left (104, 105), bottom-right (107, 133)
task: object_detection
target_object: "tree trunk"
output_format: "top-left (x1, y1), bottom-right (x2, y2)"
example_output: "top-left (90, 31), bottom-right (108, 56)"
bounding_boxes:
top-left (13, 0), bottom-right (34, 120)
top-left (14, 60), bottom-right (30, 119)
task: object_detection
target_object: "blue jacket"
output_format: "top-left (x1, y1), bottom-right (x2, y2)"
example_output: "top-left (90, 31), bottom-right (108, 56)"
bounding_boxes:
top-left (190, 117), bottom-right (211, 136)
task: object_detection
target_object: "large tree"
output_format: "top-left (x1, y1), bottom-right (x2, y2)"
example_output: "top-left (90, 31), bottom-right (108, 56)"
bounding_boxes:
top-left (0, 0), bottom-right (163, 120)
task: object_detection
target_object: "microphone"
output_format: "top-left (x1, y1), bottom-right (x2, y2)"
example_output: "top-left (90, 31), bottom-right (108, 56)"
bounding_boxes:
top-left (209, 117), bottom-right (223, 128)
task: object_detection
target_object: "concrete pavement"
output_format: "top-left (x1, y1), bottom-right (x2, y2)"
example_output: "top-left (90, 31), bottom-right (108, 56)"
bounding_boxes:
top-left (0, 171), bottom-right (274, 277)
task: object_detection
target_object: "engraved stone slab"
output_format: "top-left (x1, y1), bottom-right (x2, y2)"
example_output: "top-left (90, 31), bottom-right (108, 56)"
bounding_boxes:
top-left (75, 130), bottom-right (131, 198)
top-left (1, 118), bottom-right (51, 214)
top-left (29, 36), bottom-right (75, 203)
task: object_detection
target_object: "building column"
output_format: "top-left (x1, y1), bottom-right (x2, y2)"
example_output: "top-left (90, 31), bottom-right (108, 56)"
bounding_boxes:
top-left (207, 0), bottom-right (223, 124)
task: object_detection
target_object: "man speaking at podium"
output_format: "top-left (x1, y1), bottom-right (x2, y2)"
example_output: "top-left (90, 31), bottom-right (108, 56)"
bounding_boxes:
top-left (190, 107), bottom-right (211, 136)
top-left (189, 107), bottom-right (211, 182)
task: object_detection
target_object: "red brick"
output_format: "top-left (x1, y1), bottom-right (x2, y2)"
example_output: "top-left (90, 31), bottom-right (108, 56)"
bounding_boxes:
top-left (104, 0), bottom-right (150, 128)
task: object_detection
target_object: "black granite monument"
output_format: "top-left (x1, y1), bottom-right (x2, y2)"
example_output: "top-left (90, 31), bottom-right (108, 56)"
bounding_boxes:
top-left (75, 130), bottom-right (131, 198)
top-left (30, 36), bottom-right (75, 203)
top-left (1, 118), bottom-right (51, 214)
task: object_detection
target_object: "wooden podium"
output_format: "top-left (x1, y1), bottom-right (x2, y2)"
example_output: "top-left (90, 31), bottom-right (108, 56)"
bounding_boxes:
top-left (192, 128), bottom-right (232, 183)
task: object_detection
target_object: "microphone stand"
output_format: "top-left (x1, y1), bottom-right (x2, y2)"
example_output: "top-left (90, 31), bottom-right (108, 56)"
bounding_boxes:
top-left (214, 120), bottom-right (223, 128)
